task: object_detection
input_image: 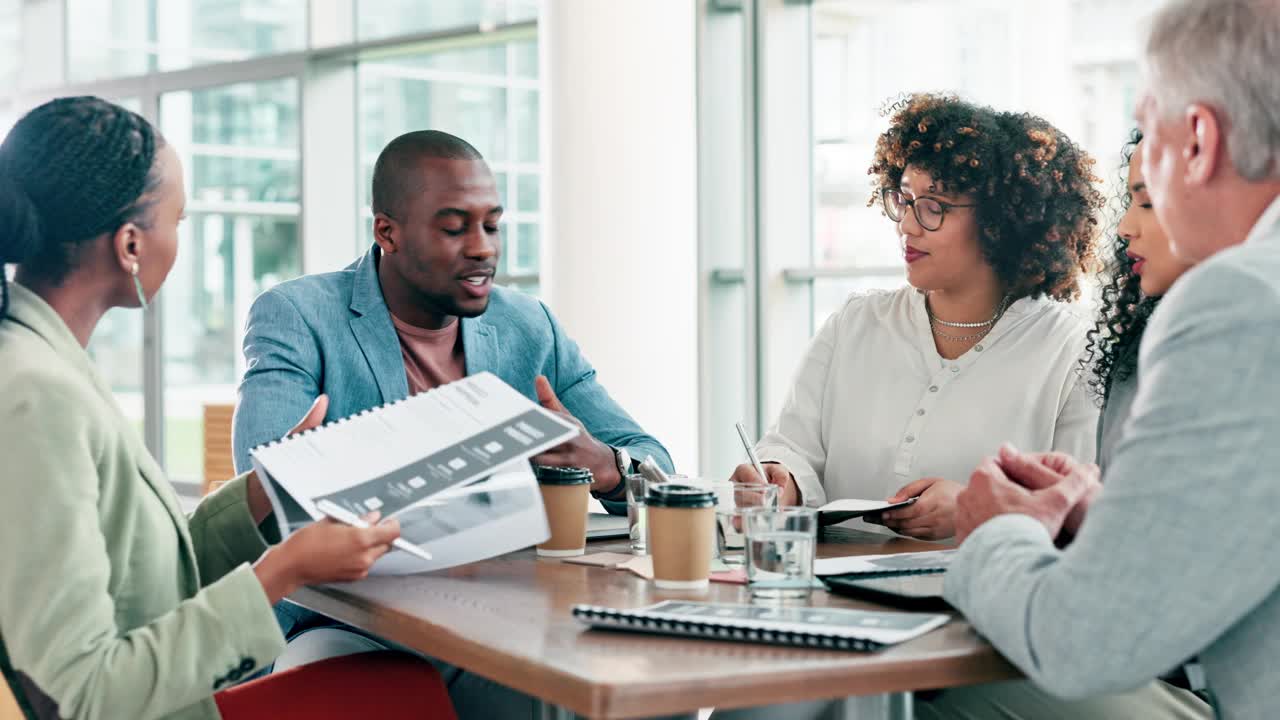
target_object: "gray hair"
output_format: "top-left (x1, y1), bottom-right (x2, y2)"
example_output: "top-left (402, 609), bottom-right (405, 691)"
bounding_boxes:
top-left (1143, 0), bottom-right (1280, 180)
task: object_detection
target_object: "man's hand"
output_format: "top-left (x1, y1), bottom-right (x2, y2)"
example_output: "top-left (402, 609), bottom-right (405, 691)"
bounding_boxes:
top-left (955, 452), bottom-right (1093, 544)
top-left (868, 477), bottom-right (963, 541)
top-left (247, 394), bottom-right (329, 524)
top-left (530, 376), bottom-right (620, 493)
top-left (729, 462), bottom-right (801, 506)
top-left (995, 444), bottom-right (1102, 540)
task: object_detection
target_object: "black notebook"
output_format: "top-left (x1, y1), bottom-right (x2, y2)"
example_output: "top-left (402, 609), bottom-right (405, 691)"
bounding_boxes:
top-left (572, 601), bottom-right (949, 652)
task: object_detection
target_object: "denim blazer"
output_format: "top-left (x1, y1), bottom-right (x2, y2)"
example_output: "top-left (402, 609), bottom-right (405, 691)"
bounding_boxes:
top-left (232, 245), bottom-right (673, 514)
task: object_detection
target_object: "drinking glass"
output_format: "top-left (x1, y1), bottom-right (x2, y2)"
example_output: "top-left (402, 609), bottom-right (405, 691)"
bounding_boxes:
top-left (712, 483), bottom-right (779, 566)
top-left (743, 507), bottom-right (818, 600)
top-left (624, 473), bottom-right (649, 554)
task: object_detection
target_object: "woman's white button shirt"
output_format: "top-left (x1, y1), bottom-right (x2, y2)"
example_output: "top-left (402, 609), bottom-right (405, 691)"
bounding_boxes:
top-left (756, 286), bottom-right (1098, 525)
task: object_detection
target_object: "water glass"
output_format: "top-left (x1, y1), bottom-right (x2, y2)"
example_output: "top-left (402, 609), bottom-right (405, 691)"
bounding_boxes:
top-left (712, 483), bottom-right (779, 566)
top-left (624, 473), bottom-right (649, 554)
top-left (743, 507), bottom-right (818, 600)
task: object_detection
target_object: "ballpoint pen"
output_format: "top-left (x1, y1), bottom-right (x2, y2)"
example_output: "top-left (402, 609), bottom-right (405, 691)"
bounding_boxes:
top-left (734, 421), bottom-right (769, 483)
top-left (638, 454), bottom-right (673, 486)
top-left (315, 499), bottom-right (434, 561)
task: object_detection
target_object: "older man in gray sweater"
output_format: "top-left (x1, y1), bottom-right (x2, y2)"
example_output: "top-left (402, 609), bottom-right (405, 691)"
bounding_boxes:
top-left (947, 1), bottom-right (1280, 719)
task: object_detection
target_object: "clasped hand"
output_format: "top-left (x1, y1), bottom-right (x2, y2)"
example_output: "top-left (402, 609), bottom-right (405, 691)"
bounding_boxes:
top-left (954, 444), bottom-right (1102, 544)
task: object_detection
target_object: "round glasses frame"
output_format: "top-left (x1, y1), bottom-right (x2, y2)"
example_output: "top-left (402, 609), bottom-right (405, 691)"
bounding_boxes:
top-left (881, 188), bottom-right (977, 232)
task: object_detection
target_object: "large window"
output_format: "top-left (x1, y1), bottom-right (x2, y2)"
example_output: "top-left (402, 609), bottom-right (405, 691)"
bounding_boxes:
top-left (358, 30), bottom-right (541, 294)
top-left (2, 2), bottom-right (541, 486)
top-left (803, 0), bottom-right (1160, 327)
top-left (160, 78), bottom-right (301, 478)
top-left (358, 0), bottom-right (537, 41)
top-left (65, 0), bottom-right (306, 82)
top-left (700, 0), bottom-right (1165, 478)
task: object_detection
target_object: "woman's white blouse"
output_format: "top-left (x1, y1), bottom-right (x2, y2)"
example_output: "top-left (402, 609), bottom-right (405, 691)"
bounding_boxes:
top-left (756, 286), bottom-right (1098, 516)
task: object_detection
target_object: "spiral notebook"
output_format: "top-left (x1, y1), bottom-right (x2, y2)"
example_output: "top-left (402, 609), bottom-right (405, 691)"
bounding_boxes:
top-left (572, 601), bottom-right (950, 651)
top-left (250, 372), bottom-right (579, 539)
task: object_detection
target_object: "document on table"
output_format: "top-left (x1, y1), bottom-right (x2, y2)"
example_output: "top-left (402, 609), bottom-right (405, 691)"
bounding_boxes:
top-left (820, 499), bottom-right (909, 514)
top-left (250, 372), bottom-right (571, 574)
top-left (814, 549), bottom-right (956, 577)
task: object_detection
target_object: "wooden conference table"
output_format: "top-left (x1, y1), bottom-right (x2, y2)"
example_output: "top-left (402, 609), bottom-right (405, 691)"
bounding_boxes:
top-left (290, 528), bottom-right (1019, 720)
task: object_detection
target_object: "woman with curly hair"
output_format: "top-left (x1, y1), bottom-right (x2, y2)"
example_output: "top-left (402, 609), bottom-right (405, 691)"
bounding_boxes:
top-left (729, 93), bottom-right (1102, 541)
top-left (717, 100), bottom-right (1212, 720)
top-left (1083, 131), bottom-right (1194, 470)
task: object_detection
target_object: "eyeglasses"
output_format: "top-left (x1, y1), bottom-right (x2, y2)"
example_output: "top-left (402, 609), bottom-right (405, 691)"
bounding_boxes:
top-left (880, 188), bottom-right (977, 232)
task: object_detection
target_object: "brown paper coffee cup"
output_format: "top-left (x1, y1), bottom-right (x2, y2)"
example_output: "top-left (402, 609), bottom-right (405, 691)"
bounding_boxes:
top-left (534, 466), bottom-right (592, 557)
top-left (646, 484), bottom-right (716, 589)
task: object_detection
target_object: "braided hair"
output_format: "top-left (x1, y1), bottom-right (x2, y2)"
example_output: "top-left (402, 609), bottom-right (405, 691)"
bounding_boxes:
top-left (1080, 130), bottom-right (1152, 405)
top-left (868, 93), bottom-right (1104, 301)
top-left (0, 96), bottom-right (164, 319)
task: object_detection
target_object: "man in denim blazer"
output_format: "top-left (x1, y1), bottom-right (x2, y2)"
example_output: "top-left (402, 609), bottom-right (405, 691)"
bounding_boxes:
top-left (229, 133), bottom-right (675, 717)
top-left (232, 131), bottom-right (671, 505)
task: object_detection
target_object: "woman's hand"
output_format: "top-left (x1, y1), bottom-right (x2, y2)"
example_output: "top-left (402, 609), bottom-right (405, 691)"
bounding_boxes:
top-left (867, 476), bottom-right (963, 541)
top-left (253, 513), bottom-right (400, 604)
top-left (729, 462), bottom-right (802, 506)
top-left (246, 395), bottom-right (330, 524)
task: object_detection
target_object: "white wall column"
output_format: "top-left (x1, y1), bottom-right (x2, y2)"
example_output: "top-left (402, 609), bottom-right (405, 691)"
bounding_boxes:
top-left (542, 1), bottom-right (700, 473)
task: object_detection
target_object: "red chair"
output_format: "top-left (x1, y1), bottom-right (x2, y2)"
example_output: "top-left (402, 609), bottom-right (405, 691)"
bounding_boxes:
top-left (214, 652), bottom-right (457, 720)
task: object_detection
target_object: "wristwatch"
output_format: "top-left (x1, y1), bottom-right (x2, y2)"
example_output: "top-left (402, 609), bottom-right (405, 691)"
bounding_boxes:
top-left (592, 446), bottom-right (632, 502)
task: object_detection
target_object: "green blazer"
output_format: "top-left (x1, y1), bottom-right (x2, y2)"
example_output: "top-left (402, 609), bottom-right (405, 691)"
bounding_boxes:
top-left (0, 282), bottom-right (285, 720)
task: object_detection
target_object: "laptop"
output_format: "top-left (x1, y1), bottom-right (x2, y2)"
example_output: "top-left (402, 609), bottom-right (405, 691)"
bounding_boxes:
top-left (587, 512), bottom-right (631, 539)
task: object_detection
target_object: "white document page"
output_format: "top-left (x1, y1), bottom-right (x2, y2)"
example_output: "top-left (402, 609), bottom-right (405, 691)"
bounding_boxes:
top-left (251, 372), bottom-right (578, 521)
top-left (814, 549), bottom-right (956, 577)
top-left (820, 499), bottom-right (904, 513)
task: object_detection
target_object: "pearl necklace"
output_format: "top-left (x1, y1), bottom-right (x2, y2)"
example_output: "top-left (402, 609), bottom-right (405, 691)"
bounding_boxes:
top-left (930, 323), bottom-right (994, 342)
top-left (927, 294), bottom-right (1011, 328)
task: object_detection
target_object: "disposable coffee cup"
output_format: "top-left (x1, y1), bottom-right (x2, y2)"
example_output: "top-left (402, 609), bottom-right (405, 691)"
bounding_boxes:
top-left (646, 483), bottom-right (716, 590)
top-left (534, 465), bottom-right (593, 557)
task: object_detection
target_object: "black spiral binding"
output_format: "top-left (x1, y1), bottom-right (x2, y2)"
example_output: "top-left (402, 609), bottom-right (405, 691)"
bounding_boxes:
top-left (571, 605), bottom-right (882, 652)
top-left (247, 384), bottom-right (444, 456)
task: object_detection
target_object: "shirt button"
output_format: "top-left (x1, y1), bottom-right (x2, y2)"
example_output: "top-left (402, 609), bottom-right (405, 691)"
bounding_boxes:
top-left (905, 435), bottom-right (915, 443)
top-left (951, 366), bottom-right (960, 373)
top-left (975, 344), bottom-right (984, 352)
top-left (916, 408), bottom-right (925, 416)
top-left (929, 385), bottom-right (939, 392)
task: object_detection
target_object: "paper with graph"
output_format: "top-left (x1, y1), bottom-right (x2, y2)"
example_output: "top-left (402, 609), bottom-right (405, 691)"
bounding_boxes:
top-left (250, 372), bottom-right (575, 574)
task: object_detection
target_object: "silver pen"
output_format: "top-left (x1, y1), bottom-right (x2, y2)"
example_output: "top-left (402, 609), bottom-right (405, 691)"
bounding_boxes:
top-left (638, 455), bottom-right (673, 486)
top-left (735, 421), bottom-right (769, 483)
top-left (315, 499), bottom-right (434, 561)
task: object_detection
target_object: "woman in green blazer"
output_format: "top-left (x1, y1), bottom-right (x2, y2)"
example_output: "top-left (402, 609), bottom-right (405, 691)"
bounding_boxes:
top-left (0, 98), bottom-right (456, 719)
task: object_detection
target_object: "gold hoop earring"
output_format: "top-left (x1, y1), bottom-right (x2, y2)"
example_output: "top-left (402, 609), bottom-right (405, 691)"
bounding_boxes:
top-left (131, 262), bottom-right (148, 310)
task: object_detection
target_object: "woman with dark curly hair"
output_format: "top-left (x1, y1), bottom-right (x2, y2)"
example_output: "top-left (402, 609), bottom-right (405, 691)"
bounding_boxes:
top-left (730, 93), bottom-right (1102, 542)
top-left (717, 97), bottom-right (1212, 720)
top-left (1083, 131), bottom-right (1194, 470)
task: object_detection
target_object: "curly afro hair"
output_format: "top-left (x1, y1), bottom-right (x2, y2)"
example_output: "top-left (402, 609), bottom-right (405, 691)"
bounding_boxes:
top-left (868, 93), bottom-right (1104, 301)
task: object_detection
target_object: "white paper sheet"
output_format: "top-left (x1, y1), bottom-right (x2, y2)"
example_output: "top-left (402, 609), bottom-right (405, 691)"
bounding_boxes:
top-left (814, 549), bottom-right (956, 577)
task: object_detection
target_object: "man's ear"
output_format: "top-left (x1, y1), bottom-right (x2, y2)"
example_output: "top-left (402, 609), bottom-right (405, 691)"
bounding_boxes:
top-left (373, 213), bottom-right (398, 255)
top-left (1184, 102), bottom-right (1224, 187)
